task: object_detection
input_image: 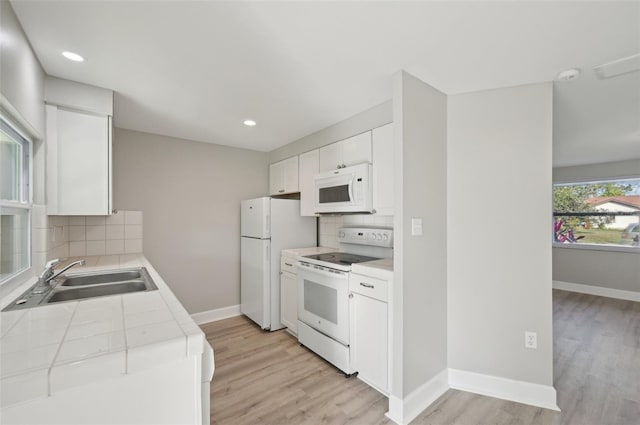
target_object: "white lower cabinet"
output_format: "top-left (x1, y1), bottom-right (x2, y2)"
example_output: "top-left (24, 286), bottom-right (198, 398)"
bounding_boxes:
top-left (349, 273), bottom-right (388, 394)
top-left (280, 256), bottom-right (298, 334)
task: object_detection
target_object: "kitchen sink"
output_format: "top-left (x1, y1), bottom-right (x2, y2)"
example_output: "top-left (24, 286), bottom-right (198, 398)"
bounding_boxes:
top-left (2, 267), bottom-right (158, 311)
top-left (59, 270), bottom-right (142, 286)
top-left (46, 281), bottom-right (148, 303)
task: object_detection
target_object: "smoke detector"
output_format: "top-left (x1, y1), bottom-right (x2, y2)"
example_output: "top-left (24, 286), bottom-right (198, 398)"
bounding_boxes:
top-left (556, 68), bottom-right (581, 82)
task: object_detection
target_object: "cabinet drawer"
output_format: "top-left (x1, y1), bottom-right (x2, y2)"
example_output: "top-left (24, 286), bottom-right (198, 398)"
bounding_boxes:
top-left (281, 257), bottom-right (297, 274)
top-left (349, 273), bottom-right (387, 302)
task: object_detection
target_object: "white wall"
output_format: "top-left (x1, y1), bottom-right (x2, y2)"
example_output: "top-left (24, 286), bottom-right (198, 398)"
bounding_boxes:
top-left (553, 159), bottom-right (640, 293)
top-left (0, 1), bottom-right (45, 140)
top-left (0, 0), bottom-right (46, 300)
top-left (392, 71), bottom-right (448, 403)
top-left (112, 128), bottom-right (269, 314)
top-left (553, 159), bottom-right (640, 183)
top-left (269, 100), bottom-right (391, 163)
top-left (447, 84), bottom-right (554, 388)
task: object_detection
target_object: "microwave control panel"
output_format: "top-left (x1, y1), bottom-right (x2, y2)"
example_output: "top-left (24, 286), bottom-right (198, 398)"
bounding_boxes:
top-left (337, 227), bottom-right (393, 248)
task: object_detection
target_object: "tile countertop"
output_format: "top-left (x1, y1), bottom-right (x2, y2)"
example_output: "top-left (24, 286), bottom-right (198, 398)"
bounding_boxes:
top-left (351, 257), bottom-right (394, 281)
top-left (0, 254), bottom-right (207, 409)
top-left (281, 246), bottom-right (336, 258)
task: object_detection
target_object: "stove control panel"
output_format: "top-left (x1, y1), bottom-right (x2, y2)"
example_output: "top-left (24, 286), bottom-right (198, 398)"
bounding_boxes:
top-left (337, 227), bottom-right (394, 247)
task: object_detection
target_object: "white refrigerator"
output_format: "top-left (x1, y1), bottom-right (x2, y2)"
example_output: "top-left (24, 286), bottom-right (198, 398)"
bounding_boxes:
top-left (240, 197), bottom-right (316, 331)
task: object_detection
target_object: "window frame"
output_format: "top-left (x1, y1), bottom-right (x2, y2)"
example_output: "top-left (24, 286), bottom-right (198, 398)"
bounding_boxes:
top-left (0, 113), bottom-right (33, 284)
top-left (552, 178), bottom-right (640, 254)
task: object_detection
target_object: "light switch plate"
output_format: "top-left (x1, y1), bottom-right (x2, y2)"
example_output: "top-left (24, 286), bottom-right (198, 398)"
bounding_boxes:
top-left (411, 218), bottom-right (423, 236)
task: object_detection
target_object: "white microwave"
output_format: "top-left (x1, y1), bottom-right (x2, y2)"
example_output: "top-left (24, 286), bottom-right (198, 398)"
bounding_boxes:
top-left (314, 163), bottom-right (373, 214)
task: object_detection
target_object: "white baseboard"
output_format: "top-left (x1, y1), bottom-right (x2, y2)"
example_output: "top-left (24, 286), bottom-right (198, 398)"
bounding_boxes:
top-left (191, 304), bottom-right (241, 325)
top-left (553, 280), bottom-right (640, 302)
top-left (448, 368), bottom-right (559, 411)
top-left (385, 369), bottom-right (448, 425)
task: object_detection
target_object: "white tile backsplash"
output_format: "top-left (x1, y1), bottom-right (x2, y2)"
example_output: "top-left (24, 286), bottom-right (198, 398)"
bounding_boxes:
top-left (106, 225), bottom-right (124, 240)
top-left (85, 241), bottom-right (106, 256)
top-left (69, 241), bottom-right (87, 257)
top-left (105, 239), bottom-right (125, 255)
top-left (86, 216), bottom-right (106, 226)
top-left (124, 239), bottom-right (143, 254)
top-left (46, 211), bottom-right (143, 260)
top-left (68, 216), bottom-right (85, 226)
top-left (105, 213), bottom-right (124, 225)
top-left (86, 225), bottom-right (106, 241)
top-left (124, 225), bottom-right (143, 240)
top-left (69, 226), bottom-right (85, 241)
top-left (319, 214), bottom-right (393, 249)
top-left (124, 211), bottom-right (143, 225)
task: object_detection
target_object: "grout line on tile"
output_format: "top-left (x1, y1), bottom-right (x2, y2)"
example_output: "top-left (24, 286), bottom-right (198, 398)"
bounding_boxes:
top-left (47, 302), bottom-right (79, 396)
top-left (1, 310), bottom-right (26, 338)
top-left (121, 295), bottom-right (129, 374)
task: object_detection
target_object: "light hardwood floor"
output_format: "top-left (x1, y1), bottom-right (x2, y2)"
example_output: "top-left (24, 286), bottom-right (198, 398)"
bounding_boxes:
top-left (201, 290), bottom-right (640, 424)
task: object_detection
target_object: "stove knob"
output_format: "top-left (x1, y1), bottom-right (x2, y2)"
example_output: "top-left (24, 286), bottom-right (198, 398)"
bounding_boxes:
top-left (383, 234), bottom-right (389, 241)
top-left (338, 231), bottom-right (346, 238)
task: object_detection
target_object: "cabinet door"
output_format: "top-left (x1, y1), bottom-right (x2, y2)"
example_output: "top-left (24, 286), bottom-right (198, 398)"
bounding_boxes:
top-left (269, 161), bottom-right (284, 195)
top-left (341, 131), bottom-right (372, 167)
top-left (280, 270), bottom-right (298, 334)
top-left (299, 150), bottom-right (319, 216)
top-left (282, 156), bottom-right (299, 193)
top-left (319, 142), bottom-right (340, 172)
top-left (53, 108), bottom-right (111, 215)
top-left (372, 123), bottom-right (394, 216)
top-left (270, 157), bottom-right (299, 195)
top-left (350, 292), bottom-right (388, 394)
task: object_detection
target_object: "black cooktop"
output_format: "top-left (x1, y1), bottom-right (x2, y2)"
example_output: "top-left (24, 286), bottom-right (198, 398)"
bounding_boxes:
top-left (303, 252), bottom-right (380, 266)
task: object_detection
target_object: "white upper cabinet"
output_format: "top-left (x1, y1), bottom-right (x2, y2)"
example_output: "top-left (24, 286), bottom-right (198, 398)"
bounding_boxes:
top-left (319, 131), bottom-right (372, 172)
top-left (47, 107), bottom-right (112, 215)
top-left (269, 156), bottom-right (299, 196)
top-left (372, 123), bottom-right (394, 216)
top-left (45, 78), bottom-right (113, 216)
top-left (298, 149), bottom-right (319, 216)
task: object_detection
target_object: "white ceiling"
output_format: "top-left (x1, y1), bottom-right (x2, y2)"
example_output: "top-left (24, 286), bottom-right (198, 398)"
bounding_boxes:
top-left (9, 1), bottom-right (640, 166)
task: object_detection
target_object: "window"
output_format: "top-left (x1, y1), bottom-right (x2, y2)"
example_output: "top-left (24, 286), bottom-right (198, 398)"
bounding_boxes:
top-left (0, 116), bottom-right (32, 282)
top-left (553, 179), bottom-right (640, 249)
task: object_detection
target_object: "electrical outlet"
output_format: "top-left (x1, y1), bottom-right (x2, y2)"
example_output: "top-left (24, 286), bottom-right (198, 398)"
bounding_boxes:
top-left (525, 331), bottom-right (537, 349)
top-left (411, 218), bottom-right (423, 236)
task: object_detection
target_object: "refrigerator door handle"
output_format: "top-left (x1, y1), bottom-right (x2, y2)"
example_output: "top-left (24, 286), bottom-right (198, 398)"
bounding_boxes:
top-left (266, 214), bottom-right (270, 236)
top-left (266, 245), bottom-right (270, 262)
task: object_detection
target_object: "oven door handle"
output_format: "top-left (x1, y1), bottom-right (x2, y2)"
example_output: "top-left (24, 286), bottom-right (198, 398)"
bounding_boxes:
top-left (298, 264), bottom-right (348, 279)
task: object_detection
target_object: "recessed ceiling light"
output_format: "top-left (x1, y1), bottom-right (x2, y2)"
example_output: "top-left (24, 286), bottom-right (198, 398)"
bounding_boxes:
top-left (62, 51), bottom-right (85, 62)
top-left (243, 120), bottom-right (257, 127)
top-left (556, 68), bottom-right (581, 82)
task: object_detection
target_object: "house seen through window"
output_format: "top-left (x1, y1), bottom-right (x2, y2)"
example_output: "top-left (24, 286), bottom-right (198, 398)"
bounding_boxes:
top-left (553, 179), bottom-right (640, 248)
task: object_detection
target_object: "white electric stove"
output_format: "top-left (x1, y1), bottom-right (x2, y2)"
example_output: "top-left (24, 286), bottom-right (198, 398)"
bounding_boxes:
top-left (297, 227), bottom-right (393, 374)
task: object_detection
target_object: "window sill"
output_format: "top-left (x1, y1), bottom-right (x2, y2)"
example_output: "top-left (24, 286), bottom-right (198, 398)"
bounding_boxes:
top-left (0, 268), bottom-right (36, 310)
top-left (552, 242), bottom-right (640, 254)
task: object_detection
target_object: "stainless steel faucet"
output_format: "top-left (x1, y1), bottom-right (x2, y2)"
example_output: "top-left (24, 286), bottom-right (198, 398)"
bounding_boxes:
top-left (32, 258), bottom-right (86, 294)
